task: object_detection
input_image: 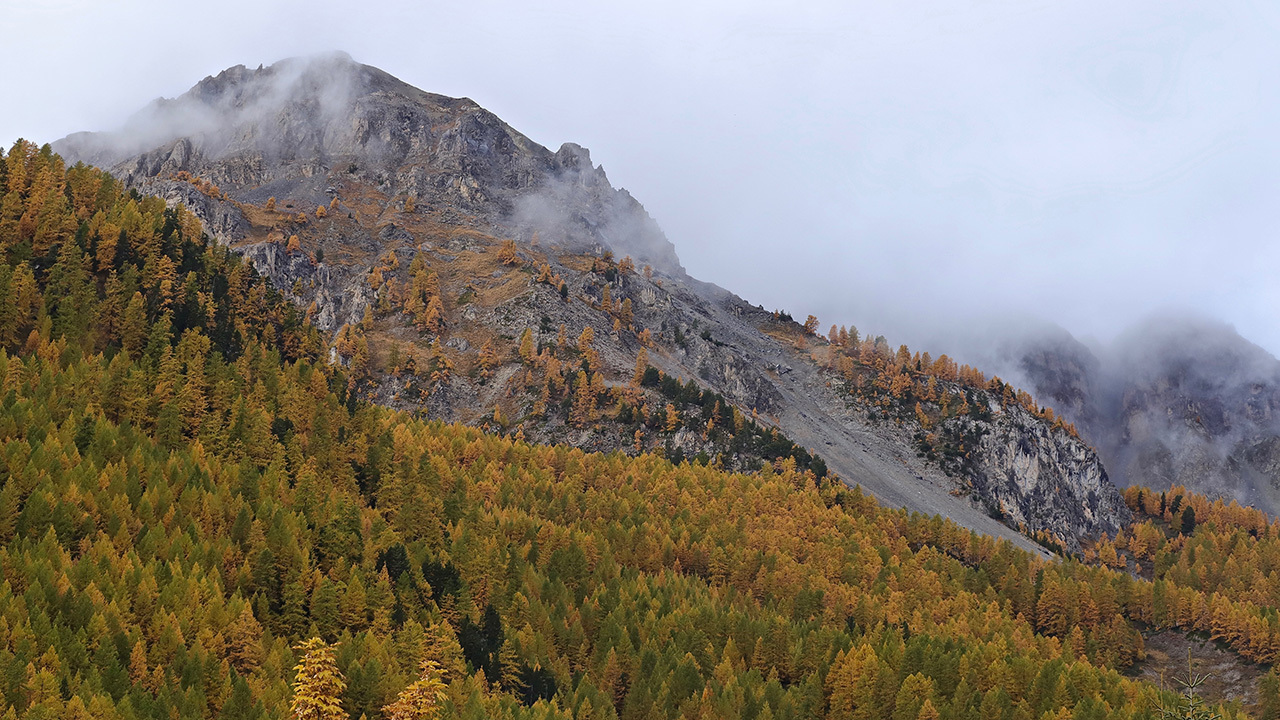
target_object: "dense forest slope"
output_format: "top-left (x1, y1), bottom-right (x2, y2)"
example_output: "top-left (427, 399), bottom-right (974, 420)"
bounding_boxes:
top-left (52, 54), bottom-right (1128, 550)
top-left (2, 141), bottom-right (1279, 719)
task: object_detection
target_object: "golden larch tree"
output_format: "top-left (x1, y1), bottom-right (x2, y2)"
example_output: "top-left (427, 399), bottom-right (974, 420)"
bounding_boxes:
top-left (290, 638), bottom-right (346, 720)
top-left (497, 239), bottom-right (520, 266)
top-left (226, 606), bottom-right (263, 675)
top-left (422, 296), bottom-right (444, 334)
top-left (518, 328), bottom-right (536, 363)
top-left (632, 348), bottom-right (648, 387)
top-left (478, 340), bottom-right (499, 379)
top-left (383, 658), bottom-right (448, 720)
top-left (571, 370), bottom-right (597, 427)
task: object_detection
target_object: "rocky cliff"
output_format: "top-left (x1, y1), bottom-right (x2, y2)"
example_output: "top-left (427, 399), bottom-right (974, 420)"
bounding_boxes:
top-left (54, 52), bottom-right (1129, 552)
top-left (966, 402), bottom-right (1125, 543)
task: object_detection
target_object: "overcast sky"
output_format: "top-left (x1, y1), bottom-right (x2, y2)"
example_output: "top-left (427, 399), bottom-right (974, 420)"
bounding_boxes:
top-left (3, 0), bottom-right (1278, 357)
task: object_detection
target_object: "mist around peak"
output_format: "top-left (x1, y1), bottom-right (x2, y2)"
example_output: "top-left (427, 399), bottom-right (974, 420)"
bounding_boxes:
top-left (51, 52), bottom-right (685, 274)
top-left (963, 310), bottom-right (1280, 512)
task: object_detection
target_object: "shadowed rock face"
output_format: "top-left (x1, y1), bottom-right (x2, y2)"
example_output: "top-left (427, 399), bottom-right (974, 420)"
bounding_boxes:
top-left (52, 53), bottom-right (1129, 552)
top-left (1006, 316), bottom-right (1280, 513)
top-left (54, 52), bottom-right (683, 275)
top-left (1010, 327), bottom-right (1103, 437)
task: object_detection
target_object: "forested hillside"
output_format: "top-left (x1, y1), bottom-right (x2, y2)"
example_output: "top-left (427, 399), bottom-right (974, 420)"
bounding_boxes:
top-left (1, 140), bottom-right (1277, 719)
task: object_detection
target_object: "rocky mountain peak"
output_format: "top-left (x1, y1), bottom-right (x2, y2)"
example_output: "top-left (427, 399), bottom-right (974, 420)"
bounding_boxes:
top-left (552, 142), bottom-right (611, 187)
top-left (54, 53), bottom-right (684, 274)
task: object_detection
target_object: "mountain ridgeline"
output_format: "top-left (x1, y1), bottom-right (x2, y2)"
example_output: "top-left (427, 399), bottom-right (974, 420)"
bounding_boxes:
top-left (51, 53), bottom-right (1130, 552)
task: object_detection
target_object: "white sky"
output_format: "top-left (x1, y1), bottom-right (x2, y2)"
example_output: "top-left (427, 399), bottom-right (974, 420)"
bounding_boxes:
top-left (3, 0), bottom-right (1278, 356)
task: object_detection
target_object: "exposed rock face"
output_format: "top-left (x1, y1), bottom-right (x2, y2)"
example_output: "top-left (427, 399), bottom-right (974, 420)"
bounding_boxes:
top-left (967, 403), bottom-right (1127, 541)
top-left (53, 53), bottom-right (1129, 552)
top-left (1003, 316), bottom-right (1280, 514)
top-left (136, 178), bottom-right (252, 242)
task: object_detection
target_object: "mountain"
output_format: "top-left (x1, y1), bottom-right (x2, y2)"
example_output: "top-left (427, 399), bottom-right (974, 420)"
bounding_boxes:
top-left (995, 316), bottom-right (1280, 514)
top-left (53, 52), bottom-right (1128, 551)
top-left (6, 93), bottom-right (1280, 720)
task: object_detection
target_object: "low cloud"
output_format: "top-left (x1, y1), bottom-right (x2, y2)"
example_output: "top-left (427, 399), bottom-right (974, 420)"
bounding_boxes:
top-left (10, 0), bottom-right (1277, 362)
top-left (56, 52), bottom-right (363, 171)
top-left (510, 143), bottom-right (683, 274)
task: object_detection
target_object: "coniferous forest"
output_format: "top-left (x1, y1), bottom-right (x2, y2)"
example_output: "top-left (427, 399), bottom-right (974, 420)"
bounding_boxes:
top-left (2, 140), bottom-right (1280, 719)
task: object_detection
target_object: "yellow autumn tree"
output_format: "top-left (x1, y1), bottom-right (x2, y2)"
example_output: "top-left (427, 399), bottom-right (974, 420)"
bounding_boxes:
top-left (578, 326), bottom-right (599, 371)
top-left (383, 658), bottom-right (448, 720)
top-left (915, 402), bottom-right (932, 430)
top-left (429, 342), bottom-right (453, 385)
top-left (518, 328), bottom-right (536, 364)
top-left (497, 239), bottom-right (520, 266)
top-left (290, 638), bottom-right (346, 720)
top-left (571, 370), bottom-right (597, 426)
top-left (479, 340), bottom-right (499, 379)
top-left (632, 348), bottom-right (648, 387)
top-left (226, 606), bottom-right (263, 675)
top-left (422, 296), bottom-right (444, 334)
top-left (665, 403), bottom-right (680, 432)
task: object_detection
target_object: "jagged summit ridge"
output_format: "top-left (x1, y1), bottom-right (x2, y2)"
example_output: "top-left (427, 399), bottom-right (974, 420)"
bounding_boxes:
top-left (54, 52), bottom-right (683, 274)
